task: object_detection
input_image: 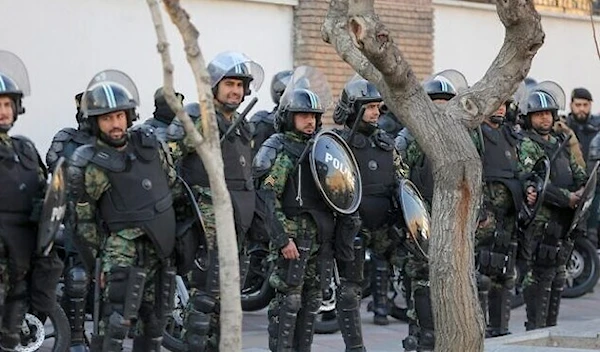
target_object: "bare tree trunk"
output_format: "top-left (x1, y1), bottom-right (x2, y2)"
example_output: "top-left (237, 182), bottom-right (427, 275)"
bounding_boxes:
top-left (322, 1), bottom-right (544, 351)
top-left (146, 1), bottom-right (242, 350)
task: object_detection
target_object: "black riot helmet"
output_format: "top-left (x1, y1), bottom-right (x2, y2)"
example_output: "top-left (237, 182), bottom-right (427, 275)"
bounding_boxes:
top-left (422, 69), bottom-right (467, 102)
top-left (0, 51), bottom-right (30, 131)
top-left (80, 70), bottom-right (140, 147)
top-left (423, 78), bottom-right (457, 101)
top-left (207, 51), bottom-right (264, 111)
top-left (521, 81), bottom-right (565, 132)
top-left (275, 88), bottom-right (324, 134)
top-left (271, 70), bottom-right (293, 106)
top-left (333, 76), bottom-right (382, 127)
top-left (0, 74), bottom-right (24, 116)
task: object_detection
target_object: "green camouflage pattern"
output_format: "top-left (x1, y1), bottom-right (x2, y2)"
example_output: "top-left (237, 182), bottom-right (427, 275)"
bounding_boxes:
top-left (518, 134), bottom-right (587, 225)
top-left (476, 182), bottom-right (516, 245)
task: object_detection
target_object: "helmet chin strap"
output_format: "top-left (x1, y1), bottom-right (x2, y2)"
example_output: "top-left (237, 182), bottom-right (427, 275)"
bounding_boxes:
top-left (533, 126), bottom-right (552, 136)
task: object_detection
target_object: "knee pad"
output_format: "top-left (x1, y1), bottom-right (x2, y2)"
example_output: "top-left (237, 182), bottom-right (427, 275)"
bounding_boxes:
top-left (65, 265), bottom-right (89, 298)
top-left (281, 293), bottom-right (302, 313)
top-left (336, 282), bottom-right (361, 311)
top-left (106, 266), bottom-right (146, 320)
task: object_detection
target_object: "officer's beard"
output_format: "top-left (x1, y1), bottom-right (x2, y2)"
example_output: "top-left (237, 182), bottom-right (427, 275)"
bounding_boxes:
top-left (0, 123), bottom-right (12, 133)
top-left (357, 120), bottom-right (378, 136)
top-left (533, 125), bottom-right (553, 136)
top-left (99, 130), bottom-right (128, 148)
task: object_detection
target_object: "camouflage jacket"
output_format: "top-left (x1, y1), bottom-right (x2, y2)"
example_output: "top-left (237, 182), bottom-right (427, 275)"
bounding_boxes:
top-left (518, 131), bottom-right (587, 222)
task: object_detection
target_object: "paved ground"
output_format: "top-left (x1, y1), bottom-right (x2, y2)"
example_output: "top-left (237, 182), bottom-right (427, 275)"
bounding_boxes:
top-left (38, 280), bottom-right (600, 351)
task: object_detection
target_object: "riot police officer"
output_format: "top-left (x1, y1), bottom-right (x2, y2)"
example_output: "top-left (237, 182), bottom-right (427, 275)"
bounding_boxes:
top-left (518, 84), bottom-right (587, 330)
top-left (69, 70), bottom-right (178, 351)
top-left (250, 70), bottom-right (292, 156)
top-left (331, 76), bottom-right (406, 350)
top-left (399, 70), bottom-right (468, 351)
top-left (476, 101), bottom-right (524, 337)
top-left (178, 51), bottom-right (264, 351)
top-left (139, 87), bottom-right (185, 142)
top-left (253, 66), bottom-right (343, 351)
top-left (46, 92), bottom-right (94, 351)
top-left (0, 50), bottom-right (53, 351)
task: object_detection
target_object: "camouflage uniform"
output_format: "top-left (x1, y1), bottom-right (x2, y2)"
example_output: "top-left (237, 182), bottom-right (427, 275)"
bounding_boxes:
top-left (261, 131), bottom-right (334, 352)
top-left (72, 133), bottom-right (179, 351)
top-left (178, 104), bottom-right (254, 351)
top-left (475, 121), bottom-right (524, 337)
top-left (518, 132), bottom-right (586, 330)
top-left (0, 132), bottom-right (60, 350)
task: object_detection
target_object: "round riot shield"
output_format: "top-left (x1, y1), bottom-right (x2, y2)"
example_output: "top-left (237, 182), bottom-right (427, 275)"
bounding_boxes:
top-left (518, 156), bottom-right (550, 229)
top-left (398, 179), bottom-right (431, 261)
top-left (568, 161), bottom-right (599, 236)
top-left (0, 50), bottom-right (30, 96)
top-left (37, 157), bottom-right (68, 256)
top-left (80, 70), bottom-right (140, 118)
top-left (207, 51), bottom-right (264, 91)
top-left (309, 130), bottom-right (361, 214)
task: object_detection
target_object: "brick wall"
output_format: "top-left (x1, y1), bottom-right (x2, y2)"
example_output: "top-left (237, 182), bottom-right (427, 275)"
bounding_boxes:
top-left (294, 0), bottom-right (434, 122)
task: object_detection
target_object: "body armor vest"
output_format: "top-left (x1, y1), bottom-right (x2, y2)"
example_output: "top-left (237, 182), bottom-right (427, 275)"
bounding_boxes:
top-left (529, 133), bottom-right (574, 189)
top-left (481, 124), bottom-right (523, 213)
top-left (180, 112), bottom-right (255, 233)
top-left (481, 124), bottom-right (519, 180)
top-left (91, 131), bottom-right (175, 258)
top-left (0, 136), bottom-right (42, 218)
top-left (281, 140), bottom-right (334, 242)
top-left (348, 132), bottom-right (395, 229)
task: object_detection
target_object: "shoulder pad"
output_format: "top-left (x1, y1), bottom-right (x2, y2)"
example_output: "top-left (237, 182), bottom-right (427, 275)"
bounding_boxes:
top-left (11, 134), bottom-right (36, 149)
top-left (249, 110), bottom-right (271, 123)
top-left (69, 144), bottom-right (95, 168)
top-left (253, 133), bottom-right (285, 179)
top-left (374, 131), bottom-right (394, 151)
top-left (52, 128), bottom-right (77, 143)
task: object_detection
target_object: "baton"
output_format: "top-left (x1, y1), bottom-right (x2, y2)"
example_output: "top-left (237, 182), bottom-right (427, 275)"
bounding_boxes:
top-left (220, 97), bottom-right (258, 144)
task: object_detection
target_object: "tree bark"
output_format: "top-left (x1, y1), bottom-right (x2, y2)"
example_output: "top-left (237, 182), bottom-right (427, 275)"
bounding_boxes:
top-left (323, 1), bottom-right (543, 351)
top-left (146, 1), bottom-right (242, 350)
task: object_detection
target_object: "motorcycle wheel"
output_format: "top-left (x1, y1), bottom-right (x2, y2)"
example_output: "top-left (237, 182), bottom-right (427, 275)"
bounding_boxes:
top-left (511, 263), bottom-right (525, 309)
top-left (17, 306), bottom-right (71, 352)
top-left (562, 237), bottom-right (600, 298)
top-left (314, 279), bottom-right (340, 334)
top-left (241, 252), bottom-right (275, 312)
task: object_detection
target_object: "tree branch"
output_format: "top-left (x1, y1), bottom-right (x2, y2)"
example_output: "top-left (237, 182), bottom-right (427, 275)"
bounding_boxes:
top-left (148, 1), bottom-right (242, 350)
top-left (146, 0), bottom-right (203, 146)
top-left (455, 0), bottom-right (545, 128)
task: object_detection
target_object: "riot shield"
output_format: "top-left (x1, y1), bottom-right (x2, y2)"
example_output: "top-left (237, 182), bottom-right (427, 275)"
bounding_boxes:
top-left (567, 161), bottom-right (599, 237)
top-left (37, 157), bottom-right (68, 256)
top-left (176, 176), bottom-right (209, 273)
top-left (397, 179), bottom-right (431, 262)
top-left (310, 130), bottom-right (362, 215)
top-left (517, 156), bottom-right (550, 229)
top-left (0, 50), bottom-right (31, 96)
